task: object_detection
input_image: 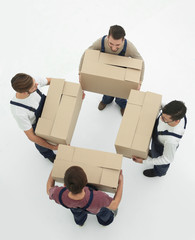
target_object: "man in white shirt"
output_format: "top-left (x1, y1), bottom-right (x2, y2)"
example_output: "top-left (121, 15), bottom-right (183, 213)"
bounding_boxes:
top-left (10, 73), bottom-right (58, 162)
top-left (132, 100), bottom-right (187, 177)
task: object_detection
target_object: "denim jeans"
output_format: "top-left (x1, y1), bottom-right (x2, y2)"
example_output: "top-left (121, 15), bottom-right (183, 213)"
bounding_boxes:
top-left (102, 95), bottom-right (127, 109)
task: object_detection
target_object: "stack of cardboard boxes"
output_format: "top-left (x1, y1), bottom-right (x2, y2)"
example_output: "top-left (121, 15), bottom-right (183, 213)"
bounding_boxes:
top-left (36, 50), bottom-right (162, 193)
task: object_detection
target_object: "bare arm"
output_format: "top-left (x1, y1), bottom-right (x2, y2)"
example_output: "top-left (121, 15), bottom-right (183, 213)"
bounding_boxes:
top-left (47, 170), bottom-right (55, 195)
top-left (24, 127), bottom-right (58, 150)
top-left (107, 170), bottom-right (123, 211)
top-left (46, 78), bottom-right (52, 85)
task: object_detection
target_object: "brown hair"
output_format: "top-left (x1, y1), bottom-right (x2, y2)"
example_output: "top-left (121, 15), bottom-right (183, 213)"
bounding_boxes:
top-left (64, 166), bottom-right (88, 194)
top-left (162, 100), bottom-right (187, 121)
top-left (11, 73), bottom-right (33, 93)
top-left (108, 25), bottom-right (126, 40)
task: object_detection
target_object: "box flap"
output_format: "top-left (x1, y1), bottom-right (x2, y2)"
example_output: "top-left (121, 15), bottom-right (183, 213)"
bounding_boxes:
top-left (128, 90), bottom-right (145, 105)
top-left (41, 79), bottom-right (64, 119)
top-left (73, 147), bottom-right (104, 166)
top-left (35, 118), bottom-right (53, 136)
top-left (62, 82), bottom-right (80, 97)
top-left (51, 95), bottom-right (76, 140)
top-left (99, 51), bottom-right (143, 70)
top-left (124, 68), bottom-right (141, 84)
top-left (103, 153), bottom-right (122, 170)
top-left (100, 168), bottom-right (119, 188)
top-left (55, 145), bottom-right (75, 162)
top-left (115, 104), bottom-right (141, 148)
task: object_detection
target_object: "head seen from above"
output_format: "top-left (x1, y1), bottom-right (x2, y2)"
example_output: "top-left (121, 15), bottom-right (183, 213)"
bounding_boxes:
top-left (161, 100), bottom-right (187, 126)
top-left (107, 25), bottom-right (126, 52)
top-left (64, 166), bottom-right (88, 194)
top-left (11, 73), bottom-right (38, 94)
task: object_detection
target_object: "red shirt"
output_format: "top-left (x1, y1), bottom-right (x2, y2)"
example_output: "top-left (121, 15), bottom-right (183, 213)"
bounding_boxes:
top-left (49, 186), bottom-right (113, 214)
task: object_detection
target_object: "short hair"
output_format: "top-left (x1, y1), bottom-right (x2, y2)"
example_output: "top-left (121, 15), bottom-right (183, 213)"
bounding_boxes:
top-left (64, 166), bottom-right (88, 194)
top-left (108, 25), bottom-right (126, 40)
top-left (162, 100), bottom-right (187, 121)
top-left (11, 73), bottom-right (33, 93)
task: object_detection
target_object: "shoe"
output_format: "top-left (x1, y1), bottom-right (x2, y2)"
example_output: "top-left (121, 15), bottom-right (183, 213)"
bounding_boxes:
top-left (143, 169), bottom-right (158, 177)
top-left (120, 108), bottom-right (125, 116)
top-left (48, 154), bottom-right (56, 163)
top-left (98, 101), bottom-right (107, 110)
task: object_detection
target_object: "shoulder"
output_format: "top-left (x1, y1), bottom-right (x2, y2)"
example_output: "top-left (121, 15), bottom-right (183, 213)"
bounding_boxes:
top-left (93, 189), bottom-right (112, 200)
top-left (88, 37), bottom-right (103, 50)
top-left (49, 186), bottom-right (65, 201)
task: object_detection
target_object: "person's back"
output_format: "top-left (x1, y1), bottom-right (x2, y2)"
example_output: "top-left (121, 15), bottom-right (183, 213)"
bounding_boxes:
top-left (47, 166), bottom-right (123, 226)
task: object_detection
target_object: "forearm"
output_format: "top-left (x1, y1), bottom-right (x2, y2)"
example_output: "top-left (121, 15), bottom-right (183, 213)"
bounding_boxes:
top-left (32, 135), bottom-right (57, 150)
top-left (25, 128), bottom-right (58, 150)
top-left (144, 143), bottom-right (177, 165)
top-left (47, 171), bottom-right (55, 195)
top-left (108, 179), bottom-right (123, 210)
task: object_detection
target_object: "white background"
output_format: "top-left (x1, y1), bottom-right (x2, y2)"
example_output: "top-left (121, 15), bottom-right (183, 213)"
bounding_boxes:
top-left (0, 0), bottom-right (195, 239)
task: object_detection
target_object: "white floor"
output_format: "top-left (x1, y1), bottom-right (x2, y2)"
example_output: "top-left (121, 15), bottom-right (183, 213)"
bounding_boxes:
top-left (1, 0), bottom-right (195, 239)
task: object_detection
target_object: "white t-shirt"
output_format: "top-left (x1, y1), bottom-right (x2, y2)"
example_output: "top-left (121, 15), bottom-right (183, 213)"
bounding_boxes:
top-left (10, 76), bottom-right (48, 131)
top-left (144, 117), bottom-right (186, 165)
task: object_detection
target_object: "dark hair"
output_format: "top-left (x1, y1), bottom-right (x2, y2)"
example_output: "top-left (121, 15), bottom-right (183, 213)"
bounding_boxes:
top-left (11, 73), bottom-right (33, 93)
top-left (64, 166), bottom-right (87, 194)
top-left (108, 25), bottom-right (126, 40)
top-left (162, 100), bottom-right (187, 121)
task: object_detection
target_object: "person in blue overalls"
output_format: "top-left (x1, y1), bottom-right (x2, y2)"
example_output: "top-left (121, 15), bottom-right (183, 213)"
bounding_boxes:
top-left (132, 100), bottom-right (187, 177)
top-left (10, 73), bottom-right (58, 162)
top-left (79, 25), bottom-right (145, 116)
top-left (47, 166), bottom-right (123, 226)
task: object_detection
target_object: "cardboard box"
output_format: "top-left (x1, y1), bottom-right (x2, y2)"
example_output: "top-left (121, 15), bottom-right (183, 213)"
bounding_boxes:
top-left (80, 50), bottom-right (143, 99)
top-left (115, 90), bottom-right (162, 159)
top-left (52, 145), bottom-right (123, 193)
top-left (35, 79), bottom-right (83, 145)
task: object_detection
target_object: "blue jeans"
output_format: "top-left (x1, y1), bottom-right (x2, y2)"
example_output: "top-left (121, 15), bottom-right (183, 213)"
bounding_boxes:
top-left (70, 207), bottom-right (114, 226)
top-left (33, 124), bottom-right (55, 159)
top-left (102, 95), bottom-right (127, 109)
top-left (34, 143), bottom-right (55, 159)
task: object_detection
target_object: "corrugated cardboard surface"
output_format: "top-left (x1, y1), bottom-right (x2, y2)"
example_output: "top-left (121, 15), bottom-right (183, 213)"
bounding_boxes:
top-left (52, 145), bottom-right (123, 193)
top-left (35, 79), bottom-right (83, 145)
top-left (115, 90), bottom-right (162, 159)
top-left (80, 50), bottom-right (143, 99)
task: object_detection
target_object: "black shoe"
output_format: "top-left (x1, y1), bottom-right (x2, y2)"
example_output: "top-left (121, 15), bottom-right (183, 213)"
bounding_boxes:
top-left (48, 154), bottom-right (56, 163)
top-left (143, 169), bottom-right (158, 177)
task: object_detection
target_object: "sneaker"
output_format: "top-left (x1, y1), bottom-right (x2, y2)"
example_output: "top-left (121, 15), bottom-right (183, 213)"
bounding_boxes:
top-left (98, 101), bottom-right (107, 110)
top-left (120, 108), bottom-right (125, 116)
top-left (143, 169), bottom-right (158, 177)
top-left (48, 154), bottom-right (56, 163)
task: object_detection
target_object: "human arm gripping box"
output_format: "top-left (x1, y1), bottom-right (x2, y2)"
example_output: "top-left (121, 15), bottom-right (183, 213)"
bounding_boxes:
top-left (115, 90), bottom-right (162, 159)
top-left (52, 145), bottom-right (123, 193)
top-left (35, 78), bottom-right (83, 145)
top-left (80, 50), bottom-right (143, 99)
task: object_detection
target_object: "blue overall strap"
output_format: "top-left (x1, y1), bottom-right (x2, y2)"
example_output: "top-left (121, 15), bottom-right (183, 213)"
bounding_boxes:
top-left (36, 88), bottom-right (43, 97)
top-left (158, 115), bottom-right (187, 139)
top-left (118, 39), bottom-right (127, 56)
top-left (158, 130), bottom-right (183, 139)
top-left (10, 100), bottom-right (36, 112)
top-left (101, 35), bottom-right (107, 52)
top-left (10, 89), bottom-right (43, 112)
top-left (58, 187), bottom-right (94, 210)
top-left (82, 188), bottom-right (93, 210)
top-left (184, 115), bottom-right (187, 129)
top-left (58, 187), bottom-right (69, 208)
